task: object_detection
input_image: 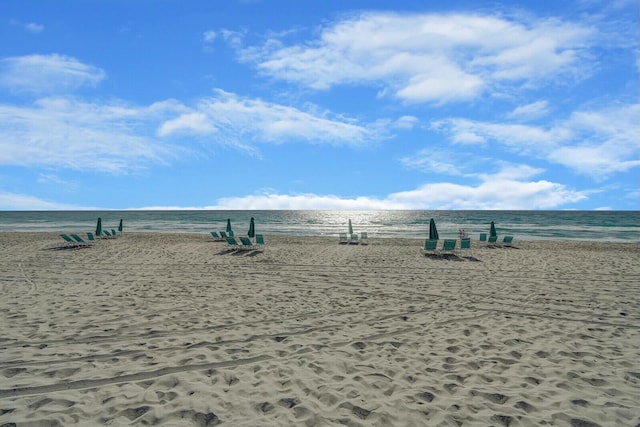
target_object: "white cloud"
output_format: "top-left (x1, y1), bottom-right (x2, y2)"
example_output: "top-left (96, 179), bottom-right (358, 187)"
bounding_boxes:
top-left (203, 30), bottom-right (217, 42)
top-left (208, 165), bottom-right (586, 210)
top-left (508, 100), bottom-right (550, 120)
top-left (0, 191), bottom-right (90, 210)
top-left (433, 103), bottom-right (640, 179)
top-left (0, 54), bottom-right (106, 93)
top-left (0, 97), bottom-right (183, 172)
top-left (161, 89), bottom-right (380, 146)
top-left (241, 11), bottom-right (595, 104)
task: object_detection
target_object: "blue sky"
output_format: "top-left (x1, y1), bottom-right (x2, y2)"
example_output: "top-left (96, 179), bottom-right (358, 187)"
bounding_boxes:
top-left (0, 0), bottom-right (638, 210)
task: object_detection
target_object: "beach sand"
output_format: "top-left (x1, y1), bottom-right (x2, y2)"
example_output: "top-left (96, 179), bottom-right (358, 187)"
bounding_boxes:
top-left (1, 232), bottom-right (639, 426)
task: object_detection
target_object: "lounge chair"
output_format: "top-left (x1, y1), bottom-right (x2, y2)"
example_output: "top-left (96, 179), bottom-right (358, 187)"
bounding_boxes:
top-left (349, 234), bottom-right (359, 244)
top-left (459, 237), bottom-right (471, 256)
top-left (225, 236), bottom-right (240, 249)
top-left (220, 231), bottom-right (228, 239)
top-left (339, 233), bottom-right (349, 244)
top-left (360, 232), bottom-right (369, 245)
top-left (70, 233), bottom-right (91, 246)
top-left (487, 235), bottom-right (498, 245)
top-left (210, 231), bottom-right (224, 241)
top-left (501, 236), bottom-right (514, 247)
top-left (60, 234), bottom-right (77, 247)
top-left (239, 236), bottom-right (255, 250)
top-left (421, 239), bottom-right (438, 256)
top-left (440, 239), bottom-right (457, 256)
top-left (255, 234), bottom-right (265, 251)
top-left (111, 229), bottom-right (118, 237)
top-left (87, 232), bottom-right (97, 243)
top-left (479, 233), bottom-right (487, 244)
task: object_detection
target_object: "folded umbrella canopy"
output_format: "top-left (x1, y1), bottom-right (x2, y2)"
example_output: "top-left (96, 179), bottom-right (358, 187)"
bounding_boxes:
top-left (248, 217), bottom-right (255, 238)
top-left (118, 219), bottom-right (123, 234)
top-left (348, 219), bottom-right (353, 235)
top-left (96, 217), bottom-right (102, 237)
top-left (490, 221), bottom-right (497, 238)
top-left (429, 218), bottom-right (439, 240)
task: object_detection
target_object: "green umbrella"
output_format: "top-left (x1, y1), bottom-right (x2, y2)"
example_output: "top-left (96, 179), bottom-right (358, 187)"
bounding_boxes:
top-left (490, 221), bottom-right (497, 238)
top-left (96, 217), bottom-right (102, 236)
top-left (248, 217), bottom-right (255, 238)
top-left (226, 219), bottom-right (232, 233)
top-left (118, 219), bottom-right (123, 233)
top-left (429, 218), bottom-right (439, 240)
top-left (348, 219), bottom-right (353, 235)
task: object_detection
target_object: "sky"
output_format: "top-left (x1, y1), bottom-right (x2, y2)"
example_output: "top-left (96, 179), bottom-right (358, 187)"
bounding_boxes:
top-left (0, 0), bottom-right (638, 211)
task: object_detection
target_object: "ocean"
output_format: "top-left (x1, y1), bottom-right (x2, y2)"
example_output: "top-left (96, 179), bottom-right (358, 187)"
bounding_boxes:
top-left (0, 210), bottom-right (638, 242)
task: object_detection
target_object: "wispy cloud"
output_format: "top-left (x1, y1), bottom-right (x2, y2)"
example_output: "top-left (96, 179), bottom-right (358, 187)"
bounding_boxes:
top-left (208, 165), bottom-right (586, 210)
top-left (238, 11), bottom-right (596, 104)
top-left (0, 191), bottom-right (92, 210)
top-left (0, 54), bottom-right (105, 94)
top-left (10, 19), bottom-right (44, 34)
top-left (432, 103), bottom-right (640, 179)
top-left (159, 89), bottom-right (384, 146)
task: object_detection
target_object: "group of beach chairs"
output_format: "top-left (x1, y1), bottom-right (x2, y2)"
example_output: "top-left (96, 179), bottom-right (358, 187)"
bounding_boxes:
top-left (338, 232), bottom-right (369, 245)
top-left (421, 234), bottom-right (514, 258)
top-left (210, 231), bottom-right (265, 252)
top-left (59, 228), bottom-right (120, 248)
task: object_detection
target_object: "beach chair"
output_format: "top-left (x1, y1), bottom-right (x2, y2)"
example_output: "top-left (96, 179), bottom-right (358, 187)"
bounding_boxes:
top-left (487, 235), bottom-right (498, 245)
top-left (501, 236), bottom-right (514, 247)
top-left (255, 234), bottom-right (265, 251)
top-left (59, 234), bottom-right (78, 247)
top-left (239, 236), bottom-right (255, 251)
top-left (111, 229), bottom-right (118, 237)
top-left (87, 232), bottom-right (97, 243)
top-left (440, 239), bottom-right (457, 256)
top-left (360, 232), bottom-right (369, 245)
top-left (210, 231), bottom-right (224, 241)
top-left (479, 233), bottom-right (487, 245)
top-left (220, 231), bottom-right (228, 239)
top-left (225, 236), bottom-right (240, 249)
top-left (70, 233), bottom-right (91, 246)
top-left (349, 233), bottom-right (359, 244)
top-left (339, 233), bottom-right (349, 244)
top-left (459, 237), bottom-right (471, 257)
top-left (421, 239), bottom-right (438, 256)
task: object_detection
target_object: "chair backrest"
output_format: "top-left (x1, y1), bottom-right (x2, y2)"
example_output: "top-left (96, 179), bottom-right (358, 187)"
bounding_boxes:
top-left (350, 234), bottom-right (359, 242)
top-left (361, 232), bottom-right (368, 239)
top-left (87, 232), bottom-right (95, 241)
top-left (60, 234), bottom-right (74, 243)
top-left (460, 238), bottom-right (471, 249)
top-left (339, 232), bottom-right (347, 242)
top-left (112, 229), bottom-right (117, 235)
top-left (424, 239), bottom-right (438, 250)
top-left (256, 235), bottom-right (265, 245)
top-left (103, 230), bottom-right (111, 236)
top-left (503, 236), bottom-right (513, 244)
top-left (479, 233), bottom-right (487, 241)
top-left (211, 231), bottom-right (220, 238)
top-left (443, 239), bottom-right (457, 250)
top-left (488, 235), bottom-right (498, 243)
top-left (226, 237), bottom-right (238, 245)
top-left (220, 231), bottom-right (228, 238)
top-left (240, 236), bottom-right (253, 246)
top-left (71, 233), bottom-right (85, 243)
top-left (228, 230), bottom-right (234, 237)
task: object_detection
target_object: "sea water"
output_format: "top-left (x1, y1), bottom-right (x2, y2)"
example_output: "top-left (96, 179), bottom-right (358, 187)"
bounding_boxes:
top-left (0, 210), bottom-right (638, 242)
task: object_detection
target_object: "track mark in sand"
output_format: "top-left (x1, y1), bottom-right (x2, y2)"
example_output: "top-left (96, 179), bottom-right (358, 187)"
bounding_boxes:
top-left (471, 307), bottom-right (640, 329)
top-left (17, 263), bottom-right (38, 295)
top-left (0, 354), bottom-right (272, 399)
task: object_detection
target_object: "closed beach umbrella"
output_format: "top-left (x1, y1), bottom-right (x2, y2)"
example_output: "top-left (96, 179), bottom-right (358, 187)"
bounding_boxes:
top-left (226, 218), bottom-right (232, 233)
top-left (429, 218), bottom-right (439, 240)
top-left (348, 219), bottom-right (353, 235)
top-left (118, 219), bottom-right (123, 233)
top-left (248, 217), bottom-right (255, 238)
top-left (96, 217), bottom-right (102, 236)
top-left (490, 221), bottom-right (497, 238)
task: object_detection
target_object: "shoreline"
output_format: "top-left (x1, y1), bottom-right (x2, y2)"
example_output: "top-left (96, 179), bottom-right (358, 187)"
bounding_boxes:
top-left (1, 232), bottom-right (639, 426)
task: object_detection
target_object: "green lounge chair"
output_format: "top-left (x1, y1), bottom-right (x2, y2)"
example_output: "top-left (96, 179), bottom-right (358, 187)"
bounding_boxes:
top-left (479, 233), bottom-right (487, 244)
top-left (501, 236), bottom-right (514, 247)
top-left (225, 236), bottom-right (240, 249)
top-left (60, 234), bottom-right (77, 247)
top-left (487, 235), bottom-right (498, 245)
top-left (210, 231), bottom-right (224, 241)
top-left (339, 233), bottom-right (349, 244)
top-left (421, 239), bottom-right (438, 256)
top-left (87, 232), bottom-right (97, 243)
top-left (360, 232), bottom-right (369, 245)
top-left (440, 239), bottom-right (457, 256)
top-left (70, 233), bottom-right (90, 246)
top-left (349, 234), bottom-right (359, 244)
top-left (239, 236), bottom-right (255, 250)
top-left (255, 234), bottom-right (265, 251)
top-left (459, 237), bottom-right (471, 256)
